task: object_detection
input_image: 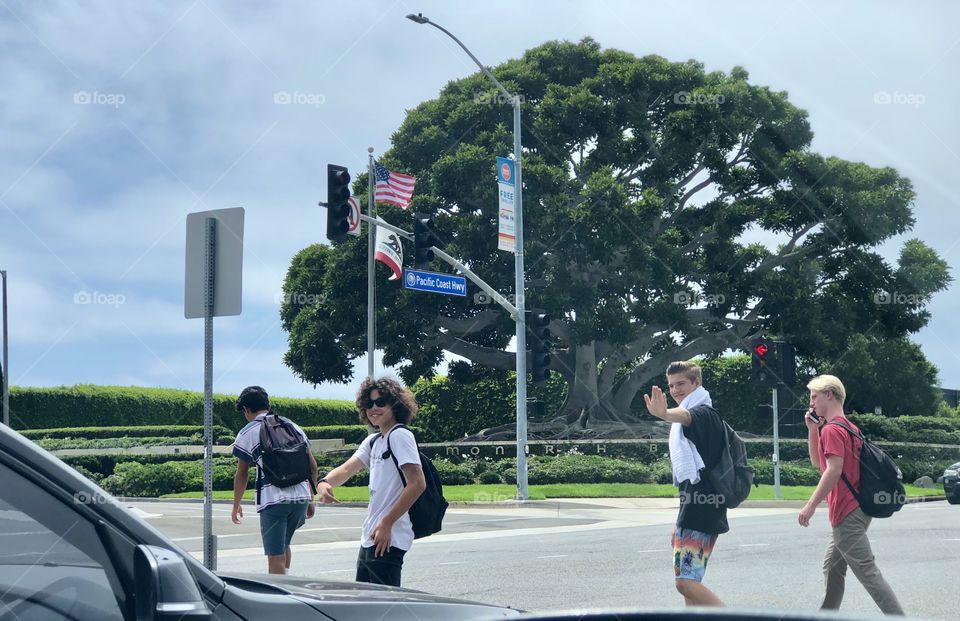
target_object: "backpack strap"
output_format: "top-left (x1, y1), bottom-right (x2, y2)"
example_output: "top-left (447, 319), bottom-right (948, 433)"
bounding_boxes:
top-left (819, 420), bottom-right (862, 498)
top-left (382, 424), bottom-right (414, 488)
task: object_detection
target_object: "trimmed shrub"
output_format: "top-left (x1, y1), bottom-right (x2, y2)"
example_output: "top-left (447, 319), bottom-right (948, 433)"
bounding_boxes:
top-left (60, 452), bottom-right (204, 479)
top-left (847, 414), bottom-right (904, 441)
top-left (101, 462), bottom-right (194, 497)
top-left (302, 425), bottom-right (427, 446)
top-left (70, 464), bottom-right (103, 483)
top-left (527, 455), bottom-right (653, 485)
top-left (19, 425), bottom-right (234, 442)
top-left (649, 459), bottom-right (673, 484)
top-left (431, 459), bottom-right (475, 486)
top-left (895, 416), bottom-right (960, 433)
top-left (9, 385), bottom-right (356, 433)
top-left (478, 471), bottom-right (502, 484)
top-left (100, 458), bottom-right (247, 497)
top-left (303, 425), bottom-right (372, 444)
top-left (38, 436), bottom-right (203, 450)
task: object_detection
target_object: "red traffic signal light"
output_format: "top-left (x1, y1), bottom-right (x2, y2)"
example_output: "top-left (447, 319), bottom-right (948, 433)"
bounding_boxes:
top-left (753, 343), bottom-right (769, 357)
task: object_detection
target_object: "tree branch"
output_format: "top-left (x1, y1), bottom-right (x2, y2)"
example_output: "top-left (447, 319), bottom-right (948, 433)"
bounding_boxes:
top-left (435, 311), bottom-right (502, 336)
top-left (426, 333), bottom-right (517, 370)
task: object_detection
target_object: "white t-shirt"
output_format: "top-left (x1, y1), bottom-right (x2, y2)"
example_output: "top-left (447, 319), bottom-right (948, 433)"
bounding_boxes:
top-left (353, 425), bottom-right (421, 551)
top-left (232, 412), bottom-right (313, 512)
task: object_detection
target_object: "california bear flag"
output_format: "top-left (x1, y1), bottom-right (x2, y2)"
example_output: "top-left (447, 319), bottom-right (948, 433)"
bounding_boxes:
top-left (374, 222), bottom-right (403, 280)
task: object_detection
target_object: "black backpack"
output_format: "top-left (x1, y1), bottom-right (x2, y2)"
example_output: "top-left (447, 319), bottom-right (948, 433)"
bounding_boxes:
top-left (370, 425), bottom-right (448, 539)
top-left (258, 413), bottom-right (315, 494)
top-left (824, 420), bottom-right (905, 518)
top-left (703, 416), bottom-right (754, 509)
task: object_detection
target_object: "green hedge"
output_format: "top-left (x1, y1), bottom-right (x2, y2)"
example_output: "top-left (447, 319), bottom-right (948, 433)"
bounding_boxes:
top-left (61, 452), bottom-right (207, 478)
top-left (20, 425), bottom-right (235, 442)
top-left (100, 458), bottom-right (242, 497)
top-left (38, 436), bottom-right (208, 450)
top-left (63, 450), bottom-right (372, 493)
top-left (9, 385), bottom-right (357, 433)
top-left (302, 425), bottom-right (427, 445)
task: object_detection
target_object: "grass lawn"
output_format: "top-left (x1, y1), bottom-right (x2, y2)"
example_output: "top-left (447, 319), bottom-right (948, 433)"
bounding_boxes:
top-left (163, 483), bottom-right (943, 503)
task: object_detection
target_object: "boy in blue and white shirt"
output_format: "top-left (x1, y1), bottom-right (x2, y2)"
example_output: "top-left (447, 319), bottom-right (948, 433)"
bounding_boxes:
top-left (231, 386), bottom-right (318, 575)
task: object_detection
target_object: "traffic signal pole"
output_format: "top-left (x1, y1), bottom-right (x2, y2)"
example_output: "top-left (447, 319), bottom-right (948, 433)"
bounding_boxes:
top-left (367, 150), bottom-right (376, 379)
top-left (772, 387), bottom-right (781, 500)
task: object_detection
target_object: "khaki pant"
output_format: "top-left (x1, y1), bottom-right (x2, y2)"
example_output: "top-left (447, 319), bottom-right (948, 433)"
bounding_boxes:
top-left (821, 507), bottom-right (904, 615)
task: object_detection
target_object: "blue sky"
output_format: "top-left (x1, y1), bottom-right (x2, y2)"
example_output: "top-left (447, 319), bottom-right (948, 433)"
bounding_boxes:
top-left (1, 0), bottom-right (958, 401)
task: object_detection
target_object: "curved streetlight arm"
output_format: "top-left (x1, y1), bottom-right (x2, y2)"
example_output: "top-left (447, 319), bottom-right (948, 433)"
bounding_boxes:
top-left (406, 14), bottom-right (515, 102)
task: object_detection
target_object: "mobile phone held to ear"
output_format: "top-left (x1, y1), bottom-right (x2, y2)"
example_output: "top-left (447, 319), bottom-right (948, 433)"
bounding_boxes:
top-left (807, 408), bottom-right (822, 423)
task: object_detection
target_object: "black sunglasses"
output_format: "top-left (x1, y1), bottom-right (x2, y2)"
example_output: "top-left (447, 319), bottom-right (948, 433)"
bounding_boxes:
top-left (364, 395), bottom-right (392, 409)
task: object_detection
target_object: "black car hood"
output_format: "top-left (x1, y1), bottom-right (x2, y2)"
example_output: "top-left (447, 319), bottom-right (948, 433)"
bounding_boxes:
top-left (220, 573), bottom-right (522, 615)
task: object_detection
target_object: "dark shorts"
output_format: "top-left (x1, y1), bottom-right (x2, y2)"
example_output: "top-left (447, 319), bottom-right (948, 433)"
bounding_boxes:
top-left (259, 501), bottom-right (308, 556)
top-left (356, 545), bottom-right (406, 587)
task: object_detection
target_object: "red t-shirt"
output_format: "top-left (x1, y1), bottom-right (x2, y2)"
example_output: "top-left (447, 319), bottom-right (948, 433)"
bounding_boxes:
top-left (818, 415), bottom-right (862, 527)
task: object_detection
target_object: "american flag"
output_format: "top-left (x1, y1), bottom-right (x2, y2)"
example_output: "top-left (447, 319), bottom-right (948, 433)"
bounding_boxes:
top-left (374, 161), bottom-right (416, 209)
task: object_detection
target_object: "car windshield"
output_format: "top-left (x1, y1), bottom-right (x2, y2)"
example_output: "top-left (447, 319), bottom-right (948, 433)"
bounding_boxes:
top-left (2, 2), bottom-right (958, 621)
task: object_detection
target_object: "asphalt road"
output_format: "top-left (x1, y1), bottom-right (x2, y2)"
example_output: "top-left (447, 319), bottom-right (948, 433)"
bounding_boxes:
top-left (133, 499), bottom-right (959, 620)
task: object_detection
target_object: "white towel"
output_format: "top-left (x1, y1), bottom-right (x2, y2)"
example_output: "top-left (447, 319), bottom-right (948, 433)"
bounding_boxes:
top-left (669, 386), bottom-right (712, 486)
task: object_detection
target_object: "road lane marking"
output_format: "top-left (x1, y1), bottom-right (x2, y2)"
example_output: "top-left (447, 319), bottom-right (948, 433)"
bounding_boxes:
top-left (739, 543), bottom-right (770, 547)
top-left (172, 525), bottom-right (361, 542)
top-left (210, 519), bottom-right (643, 560)
top-left (535, 555), bottom-right (568, 559)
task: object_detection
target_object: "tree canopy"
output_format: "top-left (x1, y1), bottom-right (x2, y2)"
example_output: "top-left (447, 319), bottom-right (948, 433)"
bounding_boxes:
top-left (281, 39), bottom-right (949, 432)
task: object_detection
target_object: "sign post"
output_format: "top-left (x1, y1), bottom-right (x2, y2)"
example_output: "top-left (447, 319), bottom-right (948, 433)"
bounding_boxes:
top-left (185, 207), bottom-right (244, 571)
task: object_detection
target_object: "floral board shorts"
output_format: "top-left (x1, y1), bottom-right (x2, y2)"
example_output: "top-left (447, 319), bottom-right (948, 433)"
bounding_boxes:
top-left (671, 527), bottom-right (718, 582)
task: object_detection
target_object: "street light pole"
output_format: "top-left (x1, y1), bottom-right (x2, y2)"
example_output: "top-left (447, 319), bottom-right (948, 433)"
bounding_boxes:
top-left (406, 13), bottom-right (529, 500)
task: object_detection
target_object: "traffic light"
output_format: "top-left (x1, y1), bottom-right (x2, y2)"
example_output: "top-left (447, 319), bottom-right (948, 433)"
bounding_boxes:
top-left (751, 336), bottom-right (776, 386)
top-left (325, 164), bottom-right (351, 243)
top-left (527, 310), bottom-right (551, 384)
top-left (750, 338), bottom-right (796, 386)
top-left (413, 212), bottom-right (439, 269)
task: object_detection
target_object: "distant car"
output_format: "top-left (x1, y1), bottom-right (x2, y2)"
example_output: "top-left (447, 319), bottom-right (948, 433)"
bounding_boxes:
top-left (944, 462), bottom-right (960, 505)
top-left (0, 424), bottom-right (520, 620)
